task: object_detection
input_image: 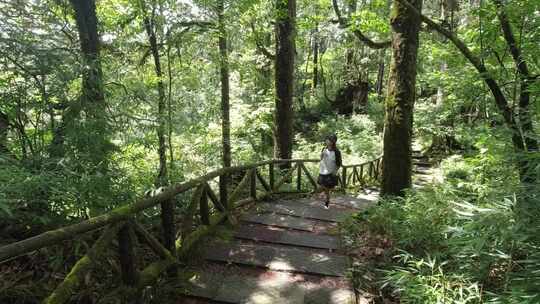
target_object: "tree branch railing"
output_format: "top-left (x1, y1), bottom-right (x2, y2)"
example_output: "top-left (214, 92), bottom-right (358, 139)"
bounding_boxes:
top-left (0, 156), bottom-right (382, 304)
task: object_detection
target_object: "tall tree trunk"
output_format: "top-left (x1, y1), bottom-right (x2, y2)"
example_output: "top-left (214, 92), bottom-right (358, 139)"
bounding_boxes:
top-left (399, 0), bottom-right (537, 184)
top-left (494, 0), bottom-right (538, 182)
top-left (381, 0), bottom-right (423, 196)
top-left (0, 111), bottom-right (9, 155)
top-left (376, 50), bottom-right (386, 97)
top-left (344, 0), bottom-right (358, 78)
top-left (142, 13), bottom-right (167, 188)
top-left (312, 27), bottom-right (319, 89)
top-left (274, 0), bottom-right (296, 166)
top-left (218, 0), bottom-right (231, 207)
top-left (140, 0), bottom-right (176, 274)
top-left (70, 0), bottom-right (110, 171)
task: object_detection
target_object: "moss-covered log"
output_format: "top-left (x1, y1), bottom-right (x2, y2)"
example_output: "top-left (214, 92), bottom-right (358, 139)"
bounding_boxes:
top-left (44, 224), bottom-right (120, 304)
top-left (137, 212), bottom-right (228, 288)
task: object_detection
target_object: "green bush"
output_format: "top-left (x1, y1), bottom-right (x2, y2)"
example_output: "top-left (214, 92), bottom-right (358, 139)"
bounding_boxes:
top-left (344, 147), bottom-right (540, 303)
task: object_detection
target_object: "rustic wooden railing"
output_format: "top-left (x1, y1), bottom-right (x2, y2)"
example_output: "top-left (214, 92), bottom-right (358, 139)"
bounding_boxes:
top-left (0, 156), bottom-right (382, 304)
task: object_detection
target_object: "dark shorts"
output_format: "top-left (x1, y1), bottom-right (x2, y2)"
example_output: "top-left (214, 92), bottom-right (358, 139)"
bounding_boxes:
top-left (318, 174), bottom-right (338, 188)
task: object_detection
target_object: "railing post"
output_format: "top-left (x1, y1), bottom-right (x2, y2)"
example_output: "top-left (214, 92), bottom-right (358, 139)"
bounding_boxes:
top-left (160, 199), bottom-right (177, 276)
top-left (200, 186), bottom-right (210, 225)
top-left (359, 164), bottom-right (364, 186)
top-left (375, 159), bottom-right (380, 179)
top-left (220, 173), bottom-right (229, 210)
top-left (342, 166), bottom-right (347, 190)
top-left (379, 158), bottom-right (383, 179)
top-left (297, 162), bottom-right (302, 191)
top-left (250, 168), bottom-right (257, 200)
top-left (118, 222), bottom-right (138, 287)
top-left (269, 162), bottom-right (275, 191)
top-left (369, 162), bottom-right (374, 179)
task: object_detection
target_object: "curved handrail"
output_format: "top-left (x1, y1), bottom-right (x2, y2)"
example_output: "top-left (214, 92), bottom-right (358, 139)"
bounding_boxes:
top-left (0, 157), bottom-right (382, 263)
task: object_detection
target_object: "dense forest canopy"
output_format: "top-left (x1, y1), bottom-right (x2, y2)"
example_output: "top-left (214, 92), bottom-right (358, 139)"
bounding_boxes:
top-left (0, 0), bottom-right (539, 303)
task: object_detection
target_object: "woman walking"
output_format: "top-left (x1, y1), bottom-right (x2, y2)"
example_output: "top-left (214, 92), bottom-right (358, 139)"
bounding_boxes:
top-left (318, 134), bottom-right (342, 209)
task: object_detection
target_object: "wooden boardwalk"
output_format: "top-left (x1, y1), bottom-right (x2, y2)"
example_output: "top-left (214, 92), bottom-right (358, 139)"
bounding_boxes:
top-left (0, 154), bottom-right (435, 304)
top-left (176, 191), bottom-right (379, 304)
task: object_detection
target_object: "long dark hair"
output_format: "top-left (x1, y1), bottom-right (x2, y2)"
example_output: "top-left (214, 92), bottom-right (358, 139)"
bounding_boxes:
top-left (326, 134), bottom-right (337, 151)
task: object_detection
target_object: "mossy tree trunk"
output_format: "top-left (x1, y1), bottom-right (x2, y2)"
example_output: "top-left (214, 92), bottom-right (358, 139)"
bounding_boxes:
top-left (0, 110), bottom-right (9, 155)
top-left (69, 0), bottom-right (111, 173)
top-left (381, 0), bottom-right (423, 196)
top-left (398, 0), bottom-right (537, 184)
top-left (274, 0), bottom-right (296, 168)
top-left (218, 0), bottom-right (232, 208)
top-left (139, 0), bottom-right (176, 273)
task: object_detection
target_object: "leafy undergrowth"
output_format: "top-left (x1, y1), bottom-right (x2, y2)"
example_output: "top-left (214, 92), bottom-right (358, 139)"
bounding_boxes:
top-left (342, 150), bottom-right (540, 303)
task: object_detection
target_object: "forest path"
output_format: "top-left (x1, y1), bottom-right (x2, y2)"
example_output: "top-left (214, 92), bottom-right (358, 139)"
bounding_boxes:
top-left (174, 191), bottom-right (379, 304)
top-left (170, 151), bottom-right (433, 304)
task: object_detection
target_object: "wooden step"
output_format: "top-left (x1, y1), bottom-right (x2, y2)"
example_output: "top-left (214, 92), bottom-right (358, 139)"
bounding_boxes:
top-left (234, 224), bottom-right (339, 250)
top-left (204, 241), bottom-right (349, 277)
top-left (177, 268), bottom-right (355, 304)
top-left (241, 213), bottom-right (317, 232)
top-left (257, 201), bottom-right (350, 223)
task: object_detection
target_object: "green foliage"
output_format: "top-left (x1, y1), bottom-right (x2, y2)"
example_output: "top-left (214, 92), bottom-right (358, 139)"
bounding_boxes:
top-left (344, 147), bottom-right (540, 303)
top-left (295, 113), bottom-right (382, 164)
top-left (382, 253), bottom-right (482, 304)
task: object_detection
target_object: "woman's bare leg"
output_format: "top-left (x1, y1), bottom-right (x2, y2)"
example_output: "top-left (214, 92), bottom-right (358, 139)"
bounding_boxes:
top-left (323, 188), bottom-right (330, 208)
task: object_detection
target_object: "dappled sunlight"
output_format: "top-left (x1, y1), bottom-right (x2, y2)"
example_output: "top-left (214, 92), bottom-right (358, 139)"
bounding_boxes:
top-left (267, 257), bottom-right (294, 270)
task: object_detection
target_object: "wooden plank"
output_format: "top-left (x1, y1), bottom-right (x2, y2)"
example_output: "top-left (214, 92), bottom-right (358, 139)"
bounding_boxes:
top-left (235, 224), bottom-right (339, 250)
top-left (259, 202), bottom-right (349, 223)
top-left (241, 213), bottom-right (314, 232)
top-left (204, 241), bottom-right (349, 277)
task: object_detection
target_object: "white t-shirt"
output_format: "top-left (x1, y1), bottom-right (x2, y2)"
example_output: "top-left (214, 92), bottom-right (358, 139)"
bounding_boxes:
top-left (320, 149), bottom-right (337, 175)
